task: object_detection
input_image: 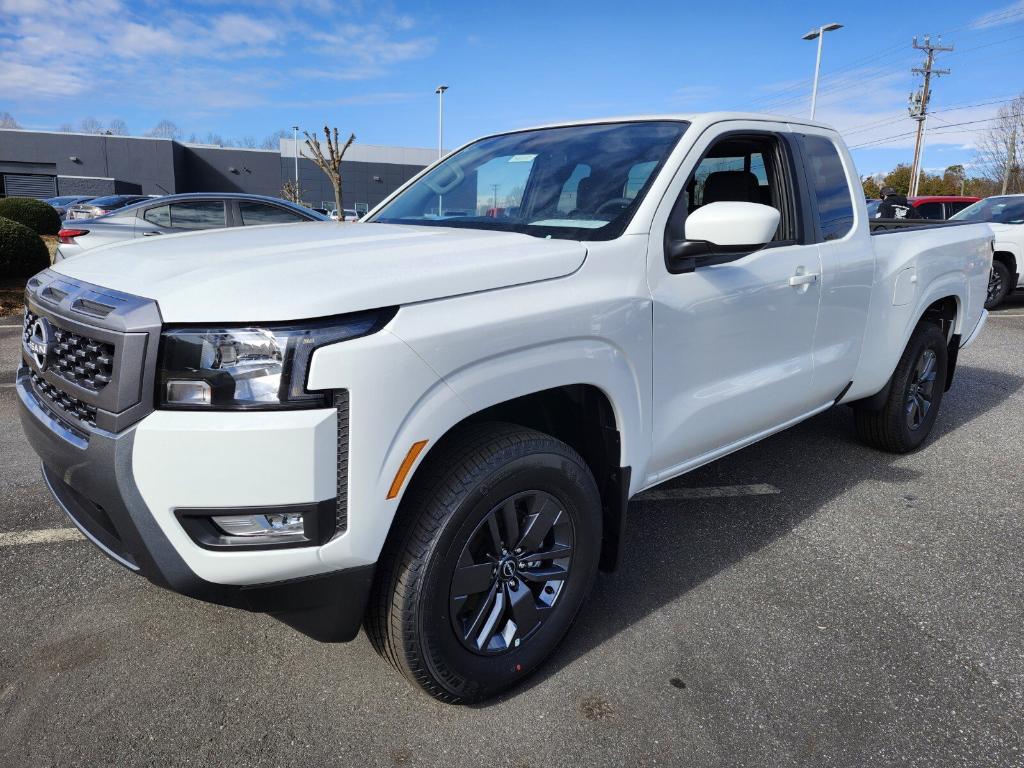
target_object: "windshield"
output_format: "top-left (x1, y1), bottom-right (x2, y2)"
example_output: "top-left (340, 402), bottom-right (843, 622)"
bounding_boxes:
top-left (865, 200), bottom-right (880, 217)
top-left (369, 121), bottom-right (688, 240)
top-left (950, 196), bottom-right (1024, 224)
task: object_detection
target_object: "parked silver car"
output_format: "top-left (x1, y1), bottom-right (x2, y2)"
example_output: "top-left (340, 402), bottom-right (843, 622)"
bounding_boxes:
top-left (44, 195), bottom-right (98, 219)
top-left (56, 193), bottom-right (328, 260)
top-left (65, 194), bottom-right (153, 220)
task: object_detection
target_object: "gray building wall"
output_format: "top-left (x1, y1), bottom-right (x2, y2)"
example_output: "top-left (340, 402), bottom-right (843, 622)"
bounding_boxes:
top-left (0, 129), bottom-right (430, 209)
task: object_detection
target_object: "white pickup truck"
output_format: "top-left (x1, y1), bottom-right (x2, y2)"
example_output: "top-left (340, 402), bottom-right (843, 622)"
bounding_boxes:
top-left (948, 194), bottom-right (1023, 308)
top-left (18, 113), bottom-right (993, 703)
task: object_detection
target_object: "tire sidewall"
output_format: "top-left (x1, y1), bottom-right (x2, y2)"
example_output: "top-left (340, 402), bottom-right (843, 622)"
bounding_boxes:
top-left (414, 449), bottom-right (601, 702)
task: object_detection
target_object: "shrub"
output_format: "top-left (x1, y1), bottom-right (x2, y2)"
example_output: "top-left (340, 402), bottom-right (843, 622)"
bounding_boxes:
top-left (0, 196), bottom-right (62, 236)
top-left (0, 216), bottom-right (50, 278)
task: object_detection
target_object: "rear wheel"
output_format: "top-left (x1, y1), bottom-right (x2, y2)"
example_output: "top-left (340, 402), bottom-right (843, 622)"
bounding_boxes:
top-left (854, 322), bottom-right (948, 453)
top-left (985, 261), bottom-right (1012, 309)
top-left (365, 423), bottom-right (602, 703)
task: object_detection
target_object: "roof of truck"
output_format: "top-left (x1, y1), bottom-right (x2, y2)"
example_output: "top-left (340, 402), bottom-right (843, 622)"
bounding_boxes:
top-left (490, 112), bottom-right (835, 135)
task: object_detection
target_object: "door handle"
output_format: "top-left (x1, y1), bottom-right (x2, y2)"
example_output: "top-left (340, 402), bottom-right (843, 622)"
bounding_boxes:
top-left (789, 271), bottom-right (819, 287)
top-left (142, 231), bottom-right (163, 236)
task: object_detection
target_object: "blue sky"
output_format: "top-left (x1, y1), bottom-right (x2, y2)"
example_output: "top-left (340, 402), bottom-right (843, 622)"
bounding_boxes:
top-left (2, 0), bottom-right (1024, 177)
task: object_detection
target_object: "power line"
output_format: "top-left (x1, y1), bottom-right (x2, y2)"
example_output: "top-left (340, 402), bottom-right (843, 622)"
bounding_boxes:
top-left (849, 116), bottom-right (1005, 149)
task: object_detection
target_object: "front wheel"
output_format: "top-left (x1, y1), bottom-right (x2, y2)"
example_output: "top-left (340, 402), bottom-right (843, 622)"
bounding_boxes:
top-left (365, 423), bottom-right (602, 703)
top-left (853, 322), bottom-right (948, 453)
top-left (985, 261), bottom-right (1012, 310)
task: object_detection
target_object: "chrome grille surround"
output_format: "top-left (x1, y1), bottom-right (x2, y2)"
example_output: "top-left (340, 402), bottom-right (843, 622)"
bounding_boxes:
top-left (21, 270), bottom-right (163, 435)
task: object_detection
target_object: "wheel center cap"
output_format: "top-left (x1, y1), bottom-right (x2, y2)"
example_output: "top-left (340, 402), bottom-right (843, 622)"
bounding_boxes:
top-left (499, 558), bottom-right (517, 580)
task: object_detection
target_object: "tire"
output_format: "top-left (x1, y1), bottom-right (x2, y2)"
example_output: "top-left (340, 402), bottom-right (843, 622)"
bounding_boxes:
top-left (985, 261), bottom-right (1012, 310)
top-left (365, 422), bottom-right (602, 703)
top-left (854, 322), bottom-right (948, 453)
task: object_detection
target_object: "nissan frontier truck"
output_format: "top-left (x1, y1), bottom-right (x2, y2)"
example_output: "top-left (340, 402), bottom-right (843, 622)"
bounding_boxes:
top-left (18, 113), bottom-right (993, 702)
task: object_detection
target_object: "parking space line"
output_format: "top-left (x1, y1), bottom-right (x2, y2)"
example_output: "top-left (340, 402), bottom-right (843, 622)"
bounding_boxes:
top-left (0, 528), bottom-right (84, 547)
top-left (989, 313), bottom-right (1024, 318)
top-left (636, 483), bottom-right (781, 501)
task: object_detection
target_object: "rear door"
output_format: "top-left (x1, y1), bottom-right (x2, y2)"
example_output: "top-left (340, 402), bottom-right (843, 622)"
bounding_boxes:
top-left (647, 123), bottom-right (824, 477)
top-left (791, 132), bottom-right (875, 405)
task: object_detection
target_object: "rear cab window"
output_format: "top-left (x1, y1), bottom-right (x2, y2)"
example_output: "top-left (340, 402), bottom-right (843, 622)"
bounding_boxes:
top-left (798, 135), bottom-right (855, 241)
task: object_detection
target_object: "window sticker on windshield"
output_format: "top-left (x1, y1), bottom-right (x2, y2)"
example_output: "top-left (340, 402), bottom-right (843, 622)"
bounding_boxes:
top-left (508, 154), bottom-right (537, 163)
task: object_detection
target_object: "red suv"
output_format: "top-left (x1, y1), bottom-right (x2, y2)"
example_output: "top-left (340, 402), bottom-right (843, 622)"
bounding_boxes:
top-left (909, 195), bottom-right (980, 220)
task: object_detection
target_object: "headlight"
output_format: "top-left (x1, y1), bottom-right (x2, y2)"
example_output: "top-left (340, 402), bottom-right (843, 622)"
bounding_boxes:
top-left (157, 310), bottom-right (394, 409)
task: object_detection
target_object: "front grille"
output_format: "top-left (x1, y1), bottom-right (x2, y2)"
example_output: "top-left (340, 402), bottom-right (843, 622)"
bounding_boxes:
top-left (22, 271), bottom-right (163, 434)
top-left (23, 309), bottom-right (115, 391)
top-left (30, 370), bottom-right (98, 427)
top-left (335, 390), bottom-right (350, 534)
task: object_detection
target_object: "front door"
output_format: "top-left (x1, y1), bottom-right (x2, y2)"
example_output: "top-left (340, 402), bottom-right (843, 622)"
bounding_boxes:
top-left (648, 127), bottom-right (823, 480)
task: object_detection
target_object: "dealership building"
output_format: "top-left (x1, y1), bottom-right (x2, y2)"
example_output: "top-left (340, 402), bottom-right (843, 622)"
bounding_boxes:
top-left (0, 129), bottom-right (436, 213)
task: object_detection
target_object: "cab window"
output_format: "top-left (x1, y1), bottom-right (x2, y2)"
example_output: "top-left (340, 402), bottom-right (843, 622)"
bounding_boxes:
top-left (682, 133), bottom-right (796, 242)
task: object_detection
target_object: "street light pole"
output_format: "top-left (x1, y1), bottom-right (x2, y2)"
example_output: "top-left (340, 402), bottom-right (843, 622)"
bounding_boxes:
top-left (802, 23), bottom-right (843, 119)
top-left (435, 85), bottom-right (448, 160)
top-left (292, 125), bottom-right (299, 188)
top-left (435, 85), bottom-right (448, 216)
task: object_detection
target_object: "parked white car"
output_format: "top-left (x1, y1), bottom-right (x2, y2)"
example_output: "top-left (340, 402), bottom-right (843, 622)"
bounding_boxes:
top-left (18, 113), bottom-right (992, 703)
top-left (950, 194), bottom-right (1024, 307)
top-left (327, 208), bottom-right (360, 221)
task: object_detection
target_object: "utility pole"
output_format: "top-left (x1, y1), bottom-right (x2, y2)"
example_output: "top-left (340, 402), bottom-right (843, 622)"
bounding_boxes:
top-left (907, 35), bottom-right (952, 197)
top-left (1002, 126), bottom-right (1017, 195)
top-left (491, 183), bottom-right (499, 212)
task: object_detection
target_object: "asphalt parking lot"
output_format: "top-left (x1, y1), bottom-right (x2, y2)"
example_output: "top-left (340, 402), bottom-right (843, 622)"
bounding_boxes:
top-left (1, 297), bottom-right (1022, 768)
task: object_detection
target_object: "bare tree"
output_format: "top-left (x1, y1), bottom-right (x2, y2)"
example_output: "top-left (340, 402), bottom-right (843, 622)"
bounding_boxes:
top-left (0, 112), bottom-right (21, 129)
top-left (281, 179), bottom-right (304, 204)
top-left (238, 135), bottom-right (257, 148)
top-left (975, 94), bottom-right (1024, 195)
top-left (261, 128), bottom-right (290, 150)
top-left (58, 122), bottom-right (73, 132)
top-left (107, 118), bottom-right (129, 135)
top-left (304, 125), bottom-right (356, 220)
top-left (147, 119), bottom-right (181, 139)
top-left (79, 116), bottom-right (104, 134)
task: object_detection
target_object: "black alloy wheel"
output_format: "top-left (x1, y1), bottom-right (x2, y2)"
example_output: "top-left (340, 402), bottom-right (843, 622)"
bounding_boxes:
top-left (450, 490), bottom-right (574, 655)
top-left (905, 348), bottom-right (938, 431)
top-left (365, 423), bottom-right (602, 703)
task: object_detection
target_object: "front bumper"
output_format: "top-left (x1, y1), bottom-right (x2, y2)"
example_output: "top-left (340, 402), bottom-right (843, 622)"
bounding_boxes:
top-left (17, 372), bottom-right (374, 642)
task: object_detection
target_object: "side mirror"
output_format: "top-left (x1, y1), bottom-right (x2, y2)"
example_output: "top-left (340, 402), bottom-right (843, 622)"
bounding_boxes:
top-left (666, 201), bottom-right (781, 274)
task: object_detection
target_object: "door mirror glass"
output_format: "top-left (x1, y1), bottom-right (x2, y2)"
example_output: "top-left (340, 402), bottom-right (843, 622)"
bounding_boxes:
top-left (684, 201), bottom-right (779, 247)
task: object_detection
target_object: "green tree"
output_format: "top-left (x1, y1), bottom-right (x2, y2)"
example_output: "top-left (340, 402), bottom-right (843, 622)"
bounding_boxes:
top-left (862, 176), bottom-right (881, 198)
top-left (881, 164), bottom-right (912, 195)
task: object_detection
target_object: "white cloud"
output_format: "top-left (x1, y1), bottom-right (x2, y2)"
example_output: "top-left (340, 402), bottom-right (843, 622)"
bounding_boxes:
top-left (970, 1), bottom-right (1024, 30)
top-left (0, 60), bottom-right (86, 96)
top-left (0, 0), bottom-right (435, 114)
top-left (672, 85), bottom-right (720, 105)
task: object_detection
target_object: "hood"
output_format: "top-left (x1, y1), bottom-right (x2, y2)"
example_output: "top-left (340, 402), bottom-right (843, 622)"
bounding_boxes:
top-left (51, 222), bottom-right (587, 322)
